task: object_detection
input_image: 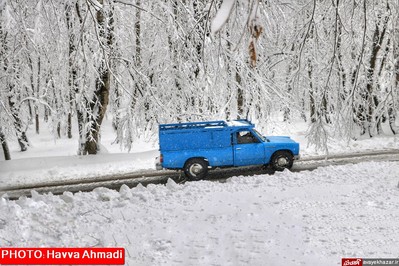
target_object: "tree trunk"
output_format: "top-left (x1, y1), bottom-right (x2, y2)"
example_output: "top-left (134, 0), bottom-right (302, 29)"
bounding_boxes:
top-left (135, 0), bottom-right (141, 67)
top-left (0, 128), bottom-right (11, 160)
top-left (128, 0), bottom-right (141, 111)
top-left (350, 0), bottom-right (368, 136)
top-left (283, 46), bottom-right (294, 122)
top-left (67, 112), bottom-right (72, 139)
top-left (85, 0), bottom-right (113, 154)
top-left (365, 26), bottom-right (379, 137)
top-left (35, 58), bottom-right (41, 134)
top-left (236, 65), bottom-right (244, 119)
top-left (66, 2), bottom-right (86, 150)
top-left (8, 91), bottom-right (28, 152)
top-left (192, 0), bottom-right (204, 79)
top-left (1, 8), bottom-right (28, 152)
top-left (85, 68), bottom-right (111, 154)
top-left (34, 107), bottom-right (39, 134)
top-left (56, 122), bottom-right (61, 138)
top-left (66, 2), bottom-right (75, 141)
top-left (389, 2), bottom-right (399, 135)
top-left (365, 7), bottom-right (389, 137)
top-left (388, 107), bottom-right (397, 134)
top-left (308, 59), bottom-right (316, 123)
top-left (395, 76), bottom-right (399, 135)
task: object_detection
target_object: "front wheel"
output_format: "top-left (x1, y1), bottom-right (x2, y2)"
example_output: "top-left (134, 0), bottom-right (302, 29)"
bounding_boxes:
top-left (184, 158), bottom-right (208, 181)
top-left (270, 151), bottom-right (293, 171)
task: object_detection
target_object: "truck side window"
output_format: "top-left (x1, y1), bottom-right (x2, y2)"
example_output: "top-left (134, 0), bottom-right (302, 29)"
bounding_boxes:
top-left (236, 131), bottom-right (260, 144)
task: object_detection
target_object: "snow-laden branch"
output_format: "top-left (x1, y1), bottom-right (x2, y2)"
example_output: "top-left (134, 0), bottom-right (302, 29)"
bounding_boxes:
top-left (87, 0), bottom-right (103, 11)
top-left (113, 0), bottom-right (164, 23)
top-left (211, 0), bottom-right (236, 34)
top-left (18, 97), bottom-right (55, 114)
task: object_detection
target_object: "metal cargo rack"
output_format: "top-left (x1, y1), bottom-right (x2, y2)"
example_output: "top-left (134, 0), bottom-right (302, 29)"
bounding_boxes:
top-left (159, 119), bottom-right (253, 131)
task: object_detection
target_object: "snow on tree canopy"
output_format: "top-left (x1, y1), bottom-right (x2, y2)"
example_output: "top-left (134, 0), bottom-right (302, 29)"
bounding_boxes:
top-left (211, 0), bottom-right (236, 34)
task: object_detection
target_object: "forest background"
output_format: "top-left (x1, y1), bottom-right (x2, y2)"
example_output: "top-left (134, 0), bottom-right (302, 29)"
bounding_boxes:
top-left (0, 0), bottom-right (398, 159)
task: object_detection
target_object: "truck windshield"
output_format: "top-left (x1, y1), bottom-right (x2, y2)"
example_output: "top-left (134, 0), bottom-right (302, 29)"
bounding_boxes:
top-left (253, 129), bottom-right (267, 142)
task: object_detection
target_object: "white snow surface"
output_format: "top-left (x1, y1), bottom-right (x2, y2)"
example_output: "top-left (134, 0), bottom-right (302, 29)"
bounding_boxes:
top-left (0, 151), bottom-right (158, 188)
top-left (1, 161), bottom-right (399, 265)
top-left (1, 118), bottom-right (399, 265)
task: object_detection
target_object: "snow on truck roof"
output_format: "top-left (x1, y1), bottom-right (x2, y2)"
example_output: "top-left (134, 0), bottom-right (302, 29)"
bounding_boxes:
top-left (159, 120), bottom-right (254, 131)
top-left (225, 120), bottom-right (253, 127)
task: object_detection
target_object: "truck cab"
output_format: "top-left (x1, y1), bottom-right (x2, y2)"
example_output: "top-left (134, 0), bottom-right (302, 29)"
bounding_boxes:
top-left (156, 120), bottom-right (300, 180)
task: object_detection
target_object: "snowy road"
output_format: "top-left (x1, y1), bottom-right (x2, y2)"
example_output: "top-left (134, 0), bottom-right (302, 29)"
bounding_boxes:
top-left (1, 150), bottom-right (399, 199)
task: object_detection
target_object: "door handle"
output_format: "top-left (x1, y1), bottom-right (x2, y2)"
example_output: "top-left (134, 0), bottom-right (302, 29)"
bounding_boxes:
top-left (236, 148), bottom-right (241, 150)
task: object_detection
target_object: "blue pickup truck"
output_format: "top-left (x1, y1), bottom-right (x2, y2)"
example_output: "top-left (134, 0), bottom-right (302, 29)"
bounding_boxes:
top-left (156, 120), bottom-right (300, 180)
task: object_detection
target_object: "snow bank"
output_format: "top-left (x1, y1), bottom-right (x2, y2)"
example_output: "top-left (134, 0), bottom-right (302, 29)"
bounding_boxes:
top-left (1, 161), bottom-right (398, 265)
top-left (0, 151), bottom-right (158, 188)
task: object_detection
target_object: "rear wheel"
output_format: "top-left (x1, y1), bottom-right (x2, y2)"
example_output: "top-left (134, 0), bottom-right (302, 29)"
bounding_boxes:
top-left (271, 151), bottom-right (293, 171)
top-left (184, 158), bottom-right (208, 181)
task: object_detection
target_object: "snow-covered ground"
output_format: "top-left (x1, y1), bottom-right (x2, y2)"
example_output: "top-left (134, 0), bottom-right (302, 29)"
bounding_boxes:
top-left (1, 118), bottom-right (399, 265)
top-left (0, 119), bottom-right (159, 188)
top-left (1, 161), bottom-right (399, 265)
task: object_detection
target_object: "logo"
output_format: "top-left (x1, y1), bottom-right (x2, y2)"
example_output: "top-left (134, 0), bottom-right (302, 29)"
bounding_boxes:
top-left (342, 258), bottom-right (363, 266)
top-left (0, 248), bottom-right (125, 265)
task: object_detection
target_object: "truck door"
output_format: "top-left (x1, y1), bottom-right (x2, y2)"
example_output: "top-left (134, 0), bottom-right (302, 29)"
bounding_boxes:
top-left (233, 130), bottom-right (265, 166)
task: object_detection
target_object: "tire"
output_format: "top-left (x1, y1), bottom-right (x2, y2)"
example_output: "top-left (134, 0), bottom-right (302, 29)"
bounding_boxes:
top-left (183, 158), bottom-right (208, 181)
top-left (271, 151), bottom-right (293, 171)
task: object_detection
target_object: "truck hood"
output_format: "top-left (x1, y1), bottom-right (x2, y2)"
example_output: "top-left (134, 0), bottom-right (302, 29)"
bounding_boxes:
top-left (266, 136), bottom-right (297, 143)
top-left (266, 136), bottom-right (300, 156)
